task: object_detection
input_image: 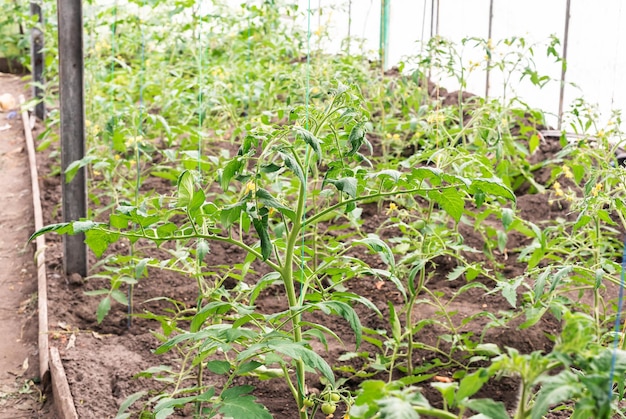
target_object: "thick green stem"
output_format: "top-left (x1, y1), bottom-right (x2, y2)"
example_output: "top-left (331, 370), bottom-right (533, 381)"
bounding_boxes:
top-left (280, 177), bottom-right (308, 419)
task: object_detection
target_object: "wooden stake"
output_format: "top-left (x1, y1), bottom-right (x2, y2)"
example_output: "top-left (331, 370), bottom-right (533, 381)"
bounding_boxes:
top-left (57, 0), bottom-right (88, 277)
top-left (30, 2), bottom-right (45, 120)
top-left (558, 0), bottom-right (571, 130)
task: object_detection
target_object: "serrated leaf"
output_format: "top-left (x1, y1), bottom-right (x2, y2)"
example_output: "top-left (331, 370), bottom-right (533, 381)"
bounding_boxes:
top-left (252, 218), bottom-right (272, 261)
top-left (221, 157), bottom-right (243, 191)
top-left (471, 177), bottom-right (516, 202)
top-left (28, 222), bottom-right (73, 242)
top-left (280, 151), bottom-right (305, 183)
top-left (428, 188), bottom-right (465, 222)
top-left (111, 290), bottom-right (128, 306)
top-left (378, 396), bottom-right (420, 419)
top-left (218, 395), bottom-right (272, 419)
top-left (295, 126), bottom-right (322, 163)
top-left (314, 301), bottom-right (362, 348)
top-left (266, 341), bottom-right (335, 385)
top-left (85, 229), bottom-right (119, 258)
top-left (326, 177), bottom-right (358, 198)
top-left (353, 235), bottom-right (395, 270)
top-left (531, 373), bottom-right (577, 419)
top-left (501, 208), bottom-right (514, 231)
top-left (115, 390), bottom-right (147, 418)
top-left (206, 360), bottom-right (231, 375)
top-left (177, 170), bottom-right (194, 207)
top-left (97, 297), bottom-right (111, 324)
top-left (256, 188), bottom-right (296, 222)
top-left (388, 302), bottom-right (402, 343)
top-left (457, 369), bottom-right (489, 402)
top-left (73, 220), bottom-right (97, 233)
top-left (348, 123), bottom-right (366, 156)
top-left (197, 239), bottom-right (209, 262)
top-left (463, 398), bottom-right (509, 419)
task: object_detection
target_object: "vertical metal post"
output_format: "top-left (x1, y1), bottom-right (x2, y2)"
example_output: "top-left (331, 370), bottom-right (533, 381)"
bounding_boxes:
top-left (347, 0), bottom-right (352, 54)
top-left (558, 0), bottom-right (571, 130)
top-left (379, 0), bottom-right (390, 70)
top-left (30, 2), bottom-right (45, 120)
top-left (485, 0), bottom-right (494, 99)
top-left (57, 0), bottom-right (88, 277)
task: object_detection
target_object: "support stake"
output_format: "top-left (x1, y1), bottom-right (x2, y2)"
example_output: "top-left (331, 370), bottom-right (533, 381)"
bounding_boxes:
top-left (558, 0), bottom-right (571, 130)
top-left (57, 0), bottom-right (88, 277)
top-left (30, 2), bottom-right (45, 120)
top-left (485, 0), bottom-right (494, 99)
top-left (379, 0), bottom-right (390, 71)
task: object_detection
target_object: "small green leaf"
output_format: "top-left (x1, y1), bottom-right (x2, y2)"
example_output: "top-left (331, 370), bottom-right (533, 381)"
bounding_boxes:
top-left (471, 177), bottom-right (516, 202)
top-left (388, 302), bottom-right (402, 343)
top-left (28, 222), bottom-right (73, 242)
top-left (429, 188), bottom-right (464, 222)
top-left (218, 395), bottom-right (273, 419)
top-left (176, 170), bottom-right (194, 207)
top-left (280, 151), bottom-right (305, 183)
top-left (111, 290), bottom-right (129, 306)
top-left (378, 397), bottom-right (420, 419)
top-left (325, 177), bottom-right (358, 198)
top-left (85, 229), bottom-right (119, 258)
top-left (501, 208), bottom-right (514, 231)
top-left (97, 297), bottom-right (111, 324)
top-left (347, 123), bottom-right (366, 156)
top-left (463, 398), bottom-right (508, 419)
top-left (252, 218), bottom-right (272, 261)
top-left (116, 390), bottom-right (147, 418)
top-left (255, 188), bottom-right (296, 222)
top-left (197, 239), bottom-right (209, 262)
top-left (206, 360), bottom-right (231, 375)
top-left (353, 235), bottom-right (395, 270)
top-left (295, 126), bottom-right (322, 163)
top-left (221, 157), bottom-right (243, 191)
top-left (457, 369), bottom-right (489, 402)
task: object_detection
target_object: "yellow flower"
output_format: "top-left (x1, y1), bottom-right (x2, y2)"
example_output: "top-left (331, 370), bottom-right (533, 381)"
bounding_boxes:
top-left (562, 165), bottom-right (574, 179)
top-left (244, 181), bottom-right (256, 195)
top-left (592, 182), bottom-right (603, 197)
top-left (386, 202), bottom-right (398, 215)
top-left (392, 133), bottom-right (400, 140)
top-left (553, 181), bottom-right (564, 197)
top-left (386, 133), bottom-right (392, 139)
top-left (597, 129), bottom-right (605, 138)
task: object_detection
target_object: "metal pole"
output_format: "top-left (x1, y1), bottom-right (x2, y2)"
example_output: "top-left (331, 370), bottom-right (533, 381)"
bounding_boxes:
top-left (30, 2), bottom-right (45, 120)
top-left (485, 0), bottom-right (494, 99)
top-left (379, 0), bottom-right (390, 70)
top-left (57, 0), bottom-right (88, 277)
top-left (558, 0), bottom-right (571, 130)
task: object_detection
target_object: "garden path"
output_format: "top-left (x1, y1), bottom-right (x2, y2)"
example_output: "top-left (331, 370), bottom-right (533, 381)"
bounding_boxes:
top-left (0, 73), bottom-right (47, 418)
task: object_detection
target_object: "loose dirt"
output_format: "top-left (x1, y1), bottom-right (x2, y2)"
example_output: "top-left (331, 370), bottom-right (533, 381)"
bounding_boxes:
top-left (0, 73), bottom-right (50, 418)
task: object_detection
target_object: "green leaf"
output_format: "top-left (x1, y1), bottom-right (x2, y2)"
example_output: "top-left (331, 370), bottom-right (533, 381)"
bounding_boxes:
top-left (314, 301), bottom-right (362, 348)
top-left (65, 155), bottom-right (96, 183)
top-left (531, 372), bottom-right (578, 419)
top-left (28, 222), bottom-right (73, 242)
top-left (280, 151), bottom-right (305, 183)
top-left (218, 395), bottom-right (273, 419)
top-left (111, 290), bottom-right (128, 306)
top-left (221, 157), bottom-right (243, 191)
top-left (206, 360), bottom-right (231, 375)
top-left (388, 302), bottom-right (402, 343)
top-left (85, 229), bottom-right (119, 258)
top-left (266, 341), bottom-right (335, 385)
top-left (463, 398), bottom-right (508, 419)
top-left (197, 239), bottom-right (209, 262)
top-left (255, 188), bottom-right (296, 222)
top-left (115, 390), bottom-right (147, 418)
top-left (348, 123), bottom-right (366, 156)
top-left (378, 396), bottom-right (420, 419)
top-left (501, 208), bottom-right (514, 231)
top-left (252, 218), bottom-right (272, 261)
top-left (428, 188), bottom-right (464, 222)
top-left (352, 235), bottom-right (395, 270)
top-left (176, 170), bottom-right (194, 207)
top-left (96, 297), bottom-right (111, 324)
top-left (295, 126), bottom-right (322, 163)
top-left (109, 213), bottom-right (129, 229)
top-left (456, 369), bottom-right (489, 402)
top-left (471, 177), bottom-right (516, 202)
top-left (325, 177), bottom-right (358, 198)
top-left (73, 220), bottom-right (97, 233)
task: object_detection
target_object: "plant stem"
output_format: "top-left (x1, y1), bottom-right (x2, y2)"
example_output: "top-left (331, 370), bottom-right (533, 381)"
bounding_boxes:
top-left (280, 173), bottom-right (308, 419)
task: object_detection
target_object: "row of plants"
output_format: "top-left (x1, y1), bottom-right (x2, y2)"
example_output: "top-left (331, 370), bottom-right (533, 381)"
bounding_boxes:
top-left (9, 0), bottom-right (626, 417)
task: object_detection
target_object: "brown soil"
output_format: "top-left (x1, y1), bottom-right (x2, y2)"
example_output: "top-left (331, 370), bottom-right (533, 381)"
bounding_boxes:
top-left (0, 74), bottom-right (51, 418)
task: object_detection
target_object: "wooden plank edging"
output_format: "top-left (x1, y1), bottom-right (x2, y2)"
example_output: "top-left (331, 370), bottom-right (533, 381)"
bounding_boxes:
top-left (50, 347), bottom-right (79, 419)
top-left (20, 95), bottom-right (78, 418)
